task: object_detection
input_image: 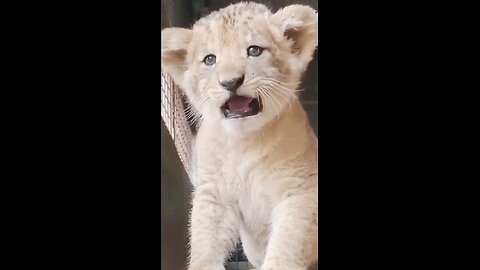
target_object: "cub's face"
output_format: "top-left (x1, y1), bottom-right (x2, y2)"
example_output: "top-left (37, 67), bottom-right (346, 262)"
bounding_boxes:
top-left (162, 2), bottom-right (317, 134)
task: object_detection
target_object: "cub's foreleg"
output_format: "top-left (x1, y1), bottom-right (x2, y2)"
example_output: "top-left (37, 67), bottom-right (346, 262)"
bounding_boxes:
top-left (188, 183), bottom-right (239, 270)
top-left (261, 191), bottom-right (317, 270)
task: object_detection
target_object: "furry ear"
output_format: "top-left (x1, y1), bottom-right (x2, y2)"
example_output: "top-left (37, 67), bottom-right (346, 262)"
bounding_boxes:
top-left (270, 5), bottom-right (318, 61)
top-left (161, 27), bottom-right (193, 84)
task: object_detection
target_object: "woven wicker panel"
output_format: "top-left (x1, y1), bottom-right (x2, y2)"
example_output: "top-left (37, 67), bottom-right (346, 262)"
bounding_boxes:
top-left (161, 71), bottom-right (193, 178)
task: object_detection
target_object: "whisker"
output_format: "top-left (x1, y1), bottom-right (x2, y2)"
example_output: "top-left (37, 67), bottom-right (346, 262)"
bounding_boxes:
top-left (260, 77), bottom-right (301, 86)
top-left (258, 87), bottom-right (280, 118)
top-left (259, 86), bottom-right (282, 118)
top-left (266, 85), bottom-right (293, 111)
top-left (263, 80), bottom-right (303, 93)
top-left (185, 94), bottom-right (210, 128)
top-left (262, 85), bottom-right (296, 113)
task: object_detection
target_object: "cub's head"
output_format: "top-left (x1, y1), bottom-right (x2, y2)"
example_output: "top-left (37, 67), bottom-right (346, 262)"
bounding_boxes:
top-left (162, 2), bottom-right (317, 134)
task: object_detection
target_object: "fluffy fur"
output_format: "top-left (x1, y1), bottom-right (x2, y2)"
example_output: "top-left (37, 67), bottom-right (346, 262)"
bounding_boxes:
top-left (162, 2), bottom-right (318, 270)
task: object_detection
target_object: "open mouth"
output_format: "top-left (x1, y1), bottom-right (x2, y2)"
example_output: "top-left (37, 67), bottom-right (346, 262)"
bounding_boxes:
top-left (220, 95), bottom-right (263, 119)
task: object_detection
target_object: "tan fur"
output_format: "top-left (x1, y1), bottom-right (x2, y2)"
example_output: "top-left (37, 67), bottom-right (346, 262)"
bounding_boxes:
top-left (162, 2), bottom-right (318, 270)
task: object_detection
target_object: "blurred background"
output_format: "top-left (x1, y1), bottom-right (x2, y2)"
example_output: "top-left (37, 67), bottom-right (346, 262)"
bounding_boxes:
top-left (161, 1), bottom-right (318, 269)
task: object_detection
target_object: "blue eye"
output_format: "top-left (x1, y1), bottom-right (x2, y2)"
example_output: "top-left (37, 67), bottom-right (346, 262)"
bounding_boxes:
top-left (247, 46), bottom-right (264, 57)
top-left (203, 54), bottom-right (216, 65)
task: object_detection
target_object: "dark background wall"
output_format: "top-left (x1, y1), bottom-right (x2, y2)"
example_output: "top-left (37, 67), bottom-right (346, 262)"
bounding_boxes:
top-left (161, 1), bottom-right (318, 269)
top-left (161, 1), bottom-right (195, 270)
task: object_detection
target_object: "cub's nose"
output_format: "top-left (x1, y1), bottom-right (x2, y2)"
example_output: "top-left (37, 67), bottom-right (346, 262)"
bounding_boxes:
top-left (219, 75), bottom-right (245, 92)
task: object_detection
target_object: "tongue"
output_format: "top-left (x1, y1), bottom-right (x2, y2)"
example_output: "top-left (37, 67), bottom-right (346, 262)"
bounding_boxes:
top-left (227, 96), bottom-right (253, 113)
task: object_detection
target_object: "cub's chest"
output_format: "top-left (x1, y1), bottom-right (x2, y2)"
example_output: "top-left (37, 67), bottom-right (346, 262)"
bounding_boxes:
top-left (236, 187), bottom-right (273, 232)
top-left (217, 152), bottom-right (271, 191)
top-left (197, 139), bottom-right (277, 228)
top-left (200, 141), bottom-right (269, 179)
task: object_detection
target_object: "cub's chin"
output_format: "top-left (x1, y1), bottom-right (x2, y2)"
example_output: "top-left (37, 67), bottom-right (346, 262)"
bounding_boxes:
top-left (220, 115), bottom-right (266, 135)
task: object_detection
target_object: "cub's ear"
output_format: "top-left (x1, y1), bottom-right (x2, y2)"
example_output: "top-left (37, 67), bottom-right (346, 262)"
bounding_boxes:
top-left (269, 5), bottom-right (318, 65)
top-left (161, 27), bottom-right (193, 84)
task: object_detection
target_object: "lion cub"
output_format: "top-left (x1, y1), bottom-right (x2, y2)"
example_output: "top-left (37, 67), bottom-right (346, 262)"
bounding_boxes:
top-left (162, 2), bottom-right (318, 270)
